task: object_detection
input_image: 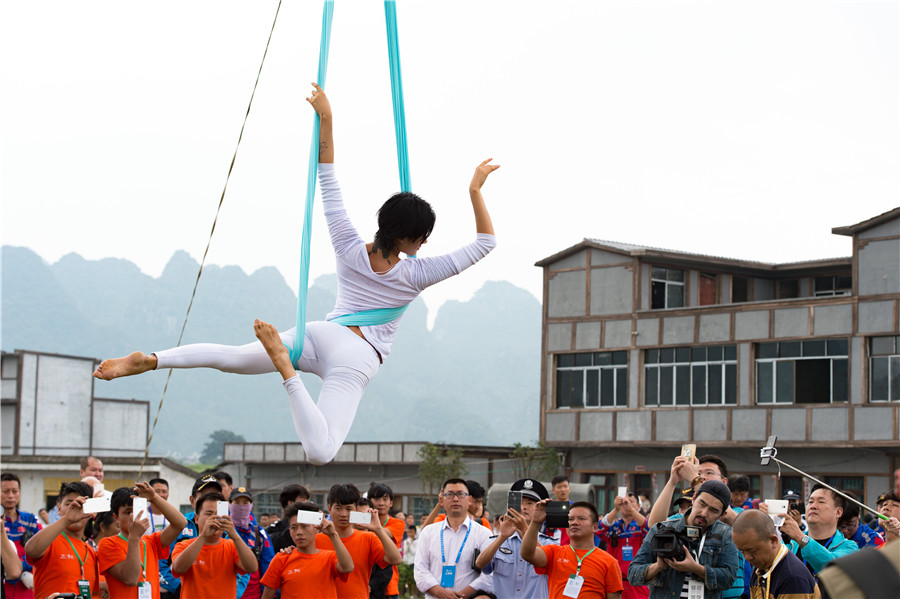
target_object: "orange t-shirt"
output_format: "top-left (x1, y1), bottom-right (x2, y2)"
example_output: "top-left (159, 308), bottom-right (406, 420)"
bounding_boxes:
top-left (434, 513), bottom-right (492, 529)
top-left (260, 548), bottom-right (349, 599)
top-left (27, 533), bottom-right (100, 599)
top-left (315, 529), bottom-right (388, 599)
top-left (171, 537), bottom-right (247, 599)
top-left (534, 544), bottom-right (624, 599)
top-left (98, 532), bottom-right (169, 599)
top-left (382, 517), bottom-right (405, 596)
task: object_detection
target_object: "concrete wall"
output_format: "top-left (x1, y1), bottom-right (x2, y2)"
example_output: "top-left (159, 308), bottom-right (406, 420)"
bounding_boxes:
top-left (858, 238), bottom-right (900, 296)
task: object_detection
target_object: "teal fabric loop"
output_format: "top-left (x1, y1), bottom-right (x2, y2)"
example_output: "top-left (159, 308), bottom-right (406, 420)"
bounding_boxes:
top-left (327, 304), bottom-right (409, 326)
top-left (292, 0), bottom-right (335, 368)
top-left (385, 0), bottom-right (411, 192)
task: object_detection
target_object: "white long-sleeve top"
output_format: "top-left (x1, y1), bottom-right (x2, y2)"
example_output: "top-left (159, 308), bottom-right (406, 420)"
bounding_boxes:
top-left (414, 518), bottom-right (493, 598)
top-left (320, 163), bottom-right (496, 358)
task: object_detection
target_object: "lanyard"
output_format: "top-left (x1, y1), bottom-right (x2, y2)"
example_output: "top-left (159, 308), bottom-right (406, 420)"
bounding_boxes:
top-left (570, 546), bottom-right (596, 577)
top-left (118, 533), bottom-right (147, 578)
top-left (760, 544), bottom-right (787, 599)
top-left (689, 532), bottom-right (707, 561)
top-left (61, 532), bottom-right (86, 577)
top-left (440, 521), bottom-right (472, 565)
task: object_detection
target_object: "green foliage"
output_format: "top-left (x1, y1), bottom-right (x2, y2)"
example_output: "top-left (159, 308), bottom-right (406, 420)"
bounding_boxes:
top-left (509, 441), bottom-right (561, 480)
top-left (417, 443), bottom-right (467, 495)
top-left (200, 429), bottom-right (246, 464)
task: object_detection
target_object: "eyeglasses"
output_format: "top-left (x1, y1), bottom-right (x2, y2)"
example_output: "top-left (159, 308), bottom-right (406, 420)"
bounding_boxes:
top-left (442, 492), bottom-right (470, 499)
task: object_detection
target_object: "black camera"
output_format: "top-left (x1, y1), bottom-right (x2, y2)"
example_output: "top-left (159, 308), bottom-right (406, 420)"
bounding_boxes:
top-left (650, 521), bottom-right (700, 561)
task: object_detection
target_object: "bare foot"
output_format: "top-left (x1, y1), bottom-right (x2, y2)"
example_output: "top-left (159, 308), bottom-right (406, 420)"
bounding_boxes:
top-left (253, 319), bottom-right (295, 379)
top-left (93, 352), bottom-right (157, 380)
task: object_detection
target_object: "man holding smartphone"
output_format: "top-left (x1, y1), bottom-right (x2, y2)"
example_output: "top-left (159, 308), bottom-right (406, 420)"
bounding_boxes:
top-left (171, 491), bottom-right (258, 598)
top-left (314, 483), bottom-right (401, 598)
top-left (474, 478), bottom-right (557, 598)
top-left (97, 483), bottom-right (187, 599)
top-left (261, 501), bottom-right (354, 599)
top-left (24, 482), bottom-right (98, 599)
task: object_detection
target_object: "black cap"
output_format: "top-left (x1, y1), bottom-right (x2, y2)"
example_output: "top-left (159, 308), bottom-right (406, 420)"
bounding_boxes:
top-left (192, 475), bottom-right (222, 496)
top-left (783, 489), bottom-right (802, 502)
top-left (231, 486), bottom-right (252, 502)
top-left (674, 488), bottom-right (694, 505)
top-left (697, 480), bottom-right (731, 511)
top-left (510, 478), bottom-right (549, 502)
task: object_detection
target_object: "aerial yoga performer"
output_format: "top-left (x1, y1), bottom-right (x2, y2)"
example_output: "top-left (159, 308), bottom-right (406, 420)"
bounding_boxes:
top-left (93, 84), bottom-right (499, 465)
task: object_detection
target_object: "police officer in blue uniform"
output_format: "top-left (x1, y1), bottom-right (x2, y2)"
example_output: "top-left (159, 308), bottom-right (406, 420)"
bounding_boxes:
top-left (474, 478), bottom-right (558, 599)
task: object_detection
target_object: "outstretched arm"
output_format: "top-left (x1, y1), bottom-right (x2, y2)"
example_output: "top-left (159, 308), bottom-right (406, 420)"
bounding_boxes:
top-left (469, 159), bottom-right (498, 235)
top-left (307, 83), bottom-right (334, 164)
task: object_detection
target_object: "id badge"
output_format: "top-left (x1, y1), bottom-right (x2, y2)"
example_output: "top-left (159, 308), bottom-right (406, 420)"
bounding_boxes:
top-left (440, 565), bottom-right (456, 587)
top-left (621, 545), bottom-right (633, 561)
top-left (137, 581), bottom-right (152, 599)
top-left (687, 578), bottom-right (704, 599)
top-left (77, 579), bottom-right (91, 599)
top-left (563, 574), bottom-right (584, 598)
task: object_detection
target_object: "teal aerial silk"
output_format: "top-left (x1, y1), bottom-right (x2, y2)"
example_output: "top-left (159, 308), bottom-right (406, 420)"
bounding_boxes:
top-left (290, 0), bottom-right (412, 367)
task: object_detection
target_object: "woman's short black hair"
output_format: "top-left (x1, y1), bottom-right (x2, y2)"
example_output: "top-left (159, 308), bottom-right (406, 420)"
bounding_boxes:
top-left (86, 509), bottom-right (116, 540)
top-left (372, 192), bottom-right (435, 258)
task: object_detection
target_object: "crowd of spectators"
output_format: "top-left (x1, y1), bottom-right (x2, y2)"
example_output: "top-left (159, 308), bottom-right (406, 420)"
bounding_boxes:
top-left (3, 456), bottom-right (899, 598)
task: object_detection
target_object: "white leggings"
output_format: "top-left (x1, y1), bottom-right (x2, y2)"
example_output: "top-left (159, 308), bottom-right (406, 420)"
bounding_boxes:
top-left (153, 321), bottom-right (381, 465)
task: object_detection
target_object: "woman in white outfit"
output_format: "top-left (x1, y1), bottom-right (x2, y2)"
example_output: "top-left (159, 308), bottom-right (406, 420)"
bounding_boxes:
top-left (93, 84), bottom-right (498, 465)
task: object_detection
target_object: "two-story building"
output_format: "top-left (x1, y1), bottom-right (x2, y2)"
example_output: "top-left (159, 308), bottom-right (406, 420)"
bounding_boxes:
top-left (536, 207), bottom-right (900, 513)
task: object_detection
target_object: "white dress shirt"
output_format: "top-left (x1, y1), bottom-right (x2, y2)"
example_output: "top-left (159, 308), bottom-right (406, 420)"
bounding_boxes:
top-left (414, 517), bottom-right (493, 598)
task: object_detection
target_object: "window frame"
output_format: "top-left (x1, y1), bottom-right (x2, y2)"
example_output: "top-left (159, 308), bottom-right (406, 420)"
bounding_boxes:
top-left (644, 345), bottom-right (738, 407)
top-left (651, 266), bottom-right (686, 310)
top-left (555, 351), bottom-right (628, 409)
top-left (869, 335), bottom-right (900, 403)
top-left (755, 339), bottom-right (849, 405)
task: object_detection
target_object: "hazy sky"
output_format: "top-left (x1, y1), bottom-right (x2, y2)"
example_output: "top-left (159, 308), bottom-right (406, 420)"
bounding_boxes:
top-left (2, 0), bottom-right (898, 324)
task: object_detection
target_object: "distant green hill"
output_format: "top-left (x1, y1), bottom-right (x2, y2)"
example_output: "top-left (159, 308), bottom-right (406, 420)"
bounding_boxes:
top-left (1, 246), bottom-right (541, 460)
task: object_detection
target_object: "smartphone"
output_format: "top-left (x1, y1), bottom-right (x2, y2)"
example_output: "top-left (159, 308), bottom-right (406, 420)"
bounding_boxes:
top-left (349, 511), bottom-right (372, 525)
top-left (93, 482), bottom-right (105, 497)
top-left (297, 510), bottom-right (324, 525)
top-left (507, 490), bottom-right (523, 514)
top-left (132, 497), bottom-right (148, 521)
top-left (766, 499), bottom-right (788, 527)
top-left (617, 486), bottom-right (628, 499)
top-left (545, 501), bottom-right (570, 529)
top-left (681, 443), bottom-right (697, 459)
top-left (83, 496), bottom-right (111, 514)
top-left (217, 501), bottom-right (229, 517)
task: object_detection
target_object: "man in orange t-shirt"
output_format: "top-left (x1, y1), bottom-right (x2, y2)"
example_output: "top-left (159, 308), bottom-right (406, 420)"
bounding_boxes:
top-left (261, 501), bottom-right (353, 599)
top-left (523, 500), bottom-right (623, 599)
top-left (172, 491), bottom-right (258, 599)
top-left (98, 483), bottom-right (188, 599)
top-left (24, 482), bottom-right (99, 599)
top-left (315, 483), bottom-right (402, 599)
top-left (368, 483), bottom-right (406, 599)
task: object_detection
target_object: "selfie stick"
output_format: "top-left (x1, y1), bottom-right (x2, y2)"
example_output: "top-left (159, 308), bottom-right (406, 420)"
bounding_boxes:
top-left (759, 435), bottom-right (887, 521)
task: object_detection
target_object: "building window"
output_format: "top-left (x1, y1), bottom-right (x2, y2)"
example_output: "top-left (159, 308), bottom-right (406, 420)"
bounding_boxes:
top-left (870, 336), bottom-right (900, 402)
top-left (814, 274), bottom-right (851, 297)
top-left (731, 276), bottom-right (749, 302)
top-left (556, 352), bottom-right (627, 408)
top-left (756, 339), bottom-right (848, 404)
top-left (776, 279), bottom-right (799, 299)
top-left (583, 473), bottom-right (615, 514)
top-left (699, 273), bottom-right (718, 306)
top-left (651, 267), bottom-right (684, 309)
top-left (644, 345), bottom-right (737, 406)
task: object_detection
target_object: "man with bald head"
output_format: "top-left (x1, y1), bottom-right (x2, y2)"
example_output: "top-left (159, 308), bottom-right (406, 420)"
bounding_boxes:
top-left (732, 510), bottom-right (820, 599)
